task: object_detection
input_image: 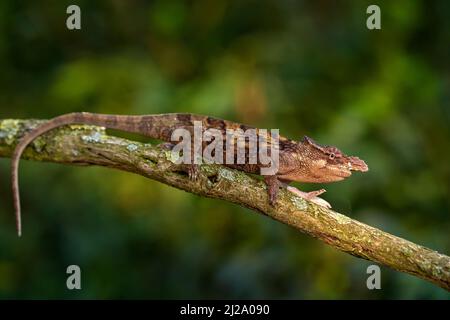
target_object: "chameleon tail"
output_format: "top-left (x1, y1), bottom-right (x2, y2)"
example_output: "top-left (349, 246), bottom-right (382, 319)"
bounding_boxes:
top-left (10, 113), bottom-right (90, 237)
top-left (10, 112), bottom-right (161, 237)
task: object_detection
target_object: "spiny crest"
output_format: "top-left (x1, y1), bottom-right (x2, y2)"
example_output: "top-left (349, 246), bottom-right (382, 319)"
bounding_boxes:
top-left (301, 136), bottom-right (344, 160)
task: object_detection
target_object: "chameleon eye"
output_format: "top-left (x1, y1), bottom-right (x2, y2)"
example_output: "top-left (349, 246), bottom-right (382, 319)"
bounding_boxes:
top-left (328, 153), bottom-right (335, 160)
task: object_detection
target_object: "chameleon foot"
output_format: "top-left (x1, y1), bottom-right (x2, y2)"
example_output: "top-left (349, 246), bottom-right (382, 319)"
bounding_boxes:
top-left (187, 164), bottom-right (200, 181)
top-left (287, 186), bottom-right (331, 209)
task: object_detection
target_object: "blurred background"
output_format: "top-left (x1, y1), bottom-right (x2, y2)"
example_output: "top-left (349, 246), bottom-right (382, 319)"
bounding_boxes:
top-left (0, 0), bottom-right (449, 299)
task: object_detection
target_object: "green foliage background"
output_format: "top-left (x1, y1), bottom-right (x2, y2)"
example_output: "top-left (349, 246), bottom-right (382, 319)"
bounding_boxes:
top-left (0, 0), bottom-right (449, 299)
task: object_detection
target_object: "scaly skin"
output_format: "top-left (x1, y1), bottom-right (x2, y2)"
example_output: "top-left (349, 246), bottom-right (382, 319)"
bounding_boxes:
top-left (10, 112), bottom-right (368, 236)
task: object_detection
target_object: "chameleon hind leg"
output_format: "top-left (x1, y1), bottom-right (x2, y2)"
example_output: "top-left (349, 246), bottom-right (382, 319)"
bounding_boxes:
top-left (158, 142), bottom-right (200, 181)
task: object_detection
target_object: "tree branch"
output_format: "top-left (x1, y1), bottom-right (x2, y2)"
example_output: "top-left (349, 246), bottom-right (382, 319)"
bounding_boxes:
top-left (1, 118), bottom-right (449, 291)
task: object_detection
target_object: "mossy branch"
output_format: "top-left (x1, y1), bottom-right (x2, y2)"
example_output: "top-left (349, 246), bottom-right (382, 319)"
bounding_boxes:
top-left (1, 118), bottom-right (449, 291)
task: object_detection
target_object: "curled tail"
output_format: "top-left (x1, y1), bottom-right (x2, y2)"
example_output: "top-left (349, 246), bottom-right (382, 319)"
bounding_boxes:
top-left (11, 112), bottom-right (136, 236)
top-left (11, 111), bottom-right (256, 236)
top-left (10, 112), bottom-right (203, 236)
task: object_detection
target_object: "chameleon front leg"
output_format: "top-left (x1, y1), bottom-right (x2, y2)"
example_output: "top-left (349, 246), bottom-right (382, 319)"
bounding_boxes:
top-left (287, 187), bottom-right (326, 198)
top-left (286, 186), bottom-right (331, 208)
top-left (264, 176), bottom-right (331, 208)
top-left (264, 175), bottom-right (282, 205)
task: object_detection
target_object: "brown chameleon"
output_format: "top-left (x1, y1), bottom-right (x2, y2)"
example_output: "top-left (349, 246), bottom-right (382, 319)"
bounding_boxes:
top-left (11, 112), bottom-right (368, 236)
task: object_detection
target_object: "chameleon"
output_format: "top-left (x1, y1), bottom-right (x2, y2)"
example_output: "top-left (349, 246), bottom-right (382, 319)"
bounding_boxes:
top-left (10, 112), bottom-right (369, 236)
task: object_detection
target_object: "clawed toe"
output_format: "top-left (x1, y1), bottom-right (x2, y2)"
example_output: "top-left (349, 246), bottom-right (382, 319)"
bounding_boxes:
top-left (187, 165), bottom-right (200, 181)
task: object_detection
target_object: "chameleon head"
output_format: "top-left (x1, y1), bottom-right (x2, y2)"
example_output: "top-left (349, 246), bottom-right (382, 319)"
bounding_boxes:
top-left (278, 136), bottom-right (369, 183)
